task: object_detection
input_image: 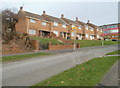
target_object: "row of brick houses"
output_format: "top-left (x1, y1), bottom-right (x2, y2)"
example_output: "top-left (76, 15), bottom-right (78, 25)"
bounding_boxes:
top-left (16, 7), bottom-right (103, 40)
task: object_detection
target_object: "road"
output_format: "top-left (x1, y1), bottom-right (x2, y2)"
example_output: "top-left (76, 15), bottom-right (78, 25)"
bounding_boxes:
top-left (2, 45), bottom-right (118, 86)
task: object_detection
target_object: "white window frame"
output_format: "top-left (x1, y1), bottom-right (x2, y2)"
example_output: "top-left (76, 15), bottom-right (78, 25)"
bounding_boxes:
top-left (54, 22), bottom-right (58, 26)
top-left (30, 19), bottom-right (35, 23)
top-left (91, 28), bottom-right (94, 31)
top-left (97, 35), bottom-right (99, 38)
top-left (71, 32), bottom-right (76, 37)
top-left (53, 31), bottom-right (59, 36)
top-left (78, 26), bottom-right (82, 29)
top-left (42, 22), bottom-right (46, 26)
top-left (28, 29), bottom-right (36, 35)
top-left (72, 25), bottom-right (75, 28)
top-left (86, 34), bottom-right (89, 38)
top-left (86, 26), bottom-right (89, 30)
top-left (62, 24), bottom-right (66, 28)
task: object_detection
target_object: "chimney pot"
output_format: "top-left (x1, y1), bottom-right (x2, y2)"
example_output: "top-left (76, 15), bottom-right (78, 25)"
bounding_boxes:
top-left (43, 11), bottom-right (46, 15)
top-left (61, 14), bottom-right (64, 18)
top-left (20, 6), bottom-right (23, 11)
top-left (76, 17), bottom-right (78, 21)
top-left (88, 20), bottom-right (90, 23)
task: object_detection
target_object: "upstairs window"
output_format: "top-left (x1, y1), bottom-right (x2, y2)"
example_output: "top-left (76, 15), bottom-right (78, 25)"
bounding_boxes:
top-left (85, 26), bottom-right (88, 30)
top-left (62, 24), bottom-right (66, 28)
top-left (42, 22), bottom-right (46, 26)
top-left (30, 19), bottom-right (35, 23)
top-left (72, 25), bottom-right (75, 28)
top-left (54, 22), bottom-right (58, 26)
top-left (78, 26), bottom-right (82, 29)
top-left (90, 28), bottom-right (94, 31)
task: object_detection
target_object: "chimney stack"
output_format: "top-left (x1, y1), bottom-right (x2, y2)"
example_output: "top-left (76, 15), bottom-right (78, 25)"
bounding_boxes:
top-left (76, 17), bottom-right (78, 21)
top-left (61, 14), bottom-right (64, 18)
top-left (20, 6), bottom-right (23, 11)
top-left (87, 20), bottom-right (90, 23)
top-left (43, 11), bottom-right (46, 15)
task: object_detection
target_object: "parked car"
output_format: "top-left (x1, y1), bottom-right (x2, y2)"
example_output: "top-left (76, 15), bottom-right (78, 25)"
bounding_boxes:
top-left (112, 39), bottom-right (117, 41)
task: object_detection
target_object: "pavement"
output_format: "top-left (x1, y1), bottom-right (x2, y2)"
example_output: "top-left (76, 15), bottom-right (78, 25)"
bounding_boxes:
top-left (2, 44), bottom-right (119, 57)
top-left (98, 60), bottom-right (119, 86)
top-left (2, 45), bottom-right (119, 86)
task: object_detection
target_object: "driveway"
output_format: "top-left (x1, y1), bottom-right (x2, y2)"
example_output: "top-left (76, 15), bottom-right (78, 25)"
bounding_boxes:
top-left (2, 45), bottom-right (118, 86)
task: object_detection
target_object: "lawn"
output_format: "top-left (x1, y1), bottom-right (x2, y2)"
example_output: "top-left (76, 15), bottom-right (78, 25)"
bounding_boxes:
top-left (74, 40), bottom-right (118, 47)
top-left (31, 37), bottom-right (118, 48)
top-left (106, 50), bottom-right (120, 55)
top-left (33, 56), bottom-right (119, 86)
top-left (30, 37), bottom-right (64, 49)
top-left (2, 53), bottom-right (51, 62)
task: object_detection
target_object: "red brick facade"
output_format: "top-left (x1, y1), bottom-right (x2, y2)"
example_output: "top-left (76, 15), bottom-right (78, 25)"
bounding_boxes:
top-left (16, 7), bottom-right (102, 40)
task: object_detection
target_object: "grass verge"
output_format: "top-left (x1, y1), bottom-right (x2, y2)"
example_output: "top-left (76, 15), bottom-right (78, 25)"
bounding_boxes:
top-left (2, 53), bottom-right (52, 62)
top-left (106, 50), bottom-right (120, 55)
top-left (32, 56), bottom-right (119, 86)
top-left (74, 40), bottom-right (118, 47)
top-left (31, 37), bottom-right (118, 48)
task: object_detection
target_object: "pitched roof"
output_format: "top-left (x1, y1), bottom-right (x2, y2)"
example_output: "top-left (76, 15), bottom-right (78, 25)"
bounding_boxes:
top-left (42, 14), bottom-right (68, 25)
top-left (87, 23), bottom-right (98, 28)
top-left (62, 18), bottom-right (82, 26)
top-left (76, 20), bottom-right (88, 26)
top-left (18, 10), bottom-right (48, 21)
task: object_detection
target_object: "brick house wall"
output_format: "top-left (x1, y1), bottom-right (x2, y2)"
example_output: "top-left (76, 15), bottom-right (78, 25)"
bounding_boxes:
top-left (15, 17), bottom-right (28, 34)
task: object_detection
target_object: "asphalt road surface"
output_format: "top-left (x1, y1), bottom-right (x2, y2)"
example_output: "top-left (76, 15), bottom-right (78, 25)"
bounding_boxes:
top-left (2, 45), bottom-right (118, 86)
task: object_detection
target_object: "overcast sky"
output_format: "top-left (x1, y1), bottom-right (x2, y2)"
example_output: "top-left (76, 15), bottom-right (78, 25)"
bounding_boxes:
top-left (0, 0), bottom-right (119, 26)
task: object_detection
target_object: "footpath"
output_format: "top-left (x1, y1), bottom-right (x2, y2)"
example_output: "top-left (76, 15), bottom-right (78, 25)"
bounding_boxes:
top-left (98, 55), bottom-right (119, 87)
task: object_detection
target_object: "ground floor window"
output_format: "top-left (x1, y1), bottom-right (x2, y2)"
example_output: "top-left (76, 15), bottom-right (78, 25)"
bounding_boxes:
top-left (53, 31), bottom-right (59, 37)
top-left (71, 32), bottom-right (76, 37)
top-left (28, 29), bottom-right (36, 35)
top-left (86, 34), bottom-right (89, 38)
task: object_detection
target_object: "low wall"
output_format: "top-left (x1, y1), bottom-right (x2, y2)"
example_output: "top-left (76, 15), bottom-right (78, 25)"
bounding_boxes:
top-left (48, 44), bottom-right (74, 50)
top-left (31, 40), bottom-right (39, 51)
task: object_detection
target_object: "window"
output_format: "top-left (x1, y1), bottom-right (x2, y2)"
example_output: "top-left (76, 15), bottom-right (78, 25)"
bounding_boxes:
top-left (97, 35), bottom-right (99, 38)
top-left (42, 22), bottom-right (46, 26)
top-left (86, 34), bottom-right (89, 38)
top-left (86, 26), bottom-right (88, 30)
top-left (30, 19), bottom-right (35, 23)
top-left (91, 28), bottom-right (94, 31)
top-left (53, 31), bottom-right (58, 36)
top-left (72, 25), bottom-right (75, 28)
top-left (62, 24), bottom-right (66, 28)
top-left (71, 32), bottom-right (76, 36)
top-left (78, 26), bottom-right (82, 29)
top-left (54, 22), bottom-right (58, 26)
top-left (111, 30), bottom-right (118, 33)
top-left (28, 29), bottom-right (36, 35)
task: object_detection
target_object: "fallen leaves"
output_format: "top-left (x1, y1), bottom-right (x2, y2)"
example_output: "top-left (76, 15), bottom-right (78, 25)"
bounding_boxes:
top-left (61, 81), bottom-right (64, 84)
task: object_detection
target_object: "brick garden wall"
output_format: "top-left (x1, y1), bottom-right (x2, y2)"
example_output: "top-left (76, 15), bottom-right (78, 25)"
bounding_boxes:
top-left (48, 44), bottom-right (74, 50)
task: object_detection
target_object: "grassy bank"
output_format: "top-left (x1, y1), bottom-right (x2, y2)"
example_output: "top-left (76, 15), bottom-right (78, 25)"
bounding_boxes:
top-left (33, 56), bottom-right (119, 86)
top-left (31, 37), bottom-right (118, 48)
top-left (2, 53), bottom-right (51, 62)
top-left (74, 40), bottom-right (118, 47)
top-left (30, 37), bottom-right (64, 49)
top-left (106, 50), bottom-right (120, 55)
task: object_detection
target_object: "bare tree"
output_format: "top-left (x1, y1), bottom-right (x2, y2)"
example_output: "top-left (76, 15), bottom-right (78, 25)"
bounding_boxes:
top-left (1, 8), bottom-right (18, 43)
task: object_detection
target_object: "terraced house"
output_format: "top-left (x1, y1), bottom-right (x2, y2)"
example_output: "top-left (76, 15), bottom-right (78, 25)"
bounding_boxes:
top-left (16, 7), bottom-right (51, 37)
top-left (42, 11), bottom-right (69, 39)
top-left (16, 7), bottom-right (102, 40)
top-left (87, 20), bottom-right (103, 40)
top-left (61, 14), bottom-right (84, 40)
